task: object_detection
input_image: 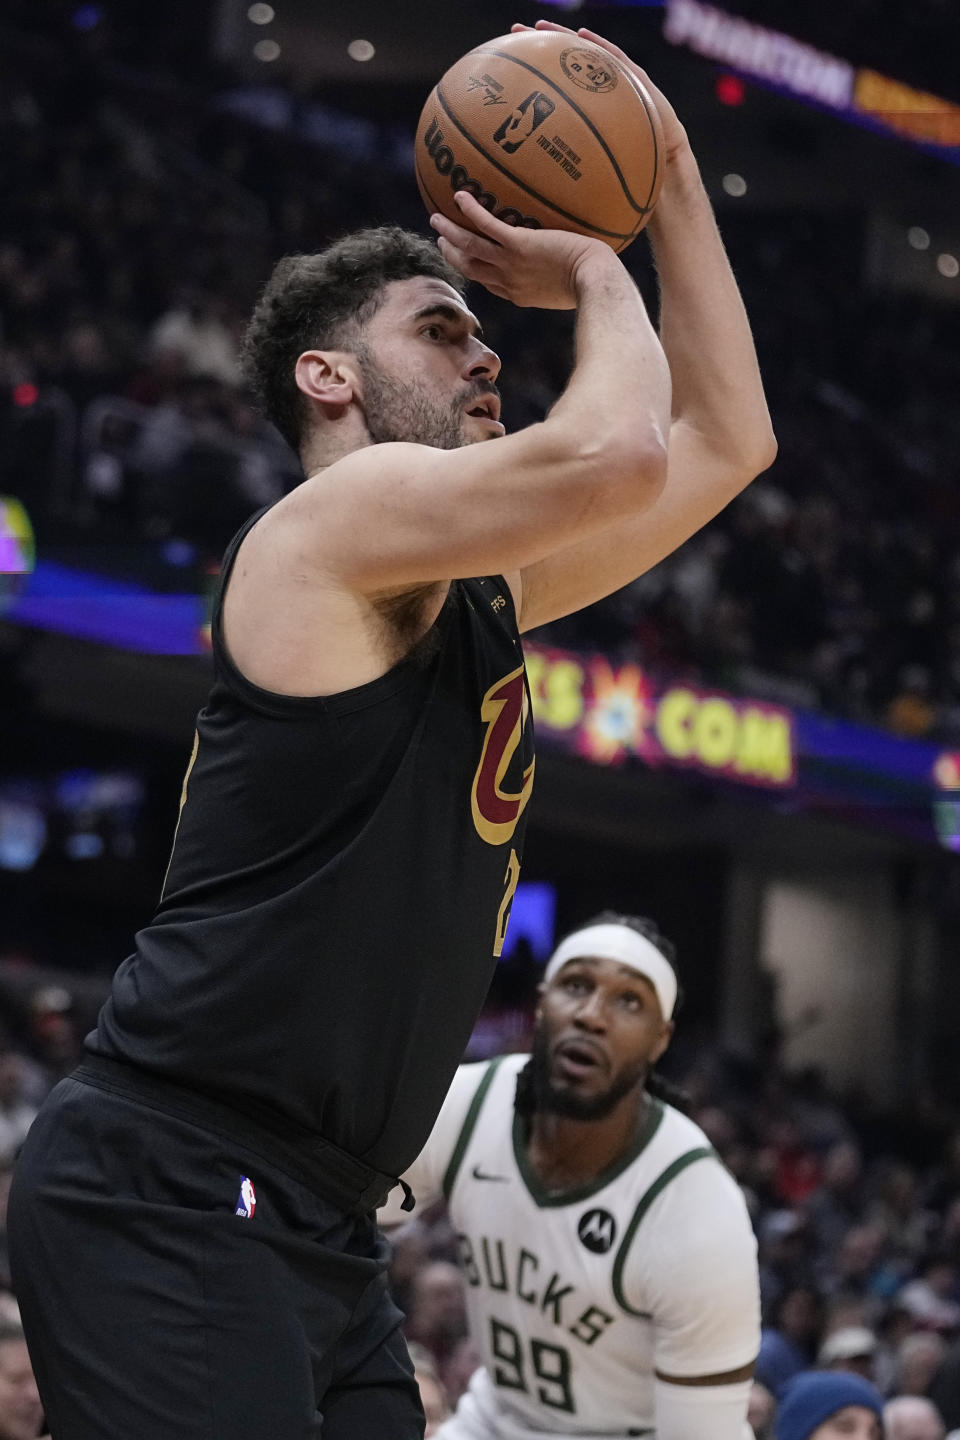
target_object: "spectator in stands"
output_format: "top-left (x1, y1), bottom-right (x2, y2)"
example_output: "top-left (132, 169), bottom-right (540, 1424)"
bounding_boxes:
top-left (758, 1210), bottom-right (817, 1315)
top-left (924, 1134), bottom-right (960, 1217)
top-left (824, 1223), bottom-right (890, 1306)
top-left (818, 1325), bottom-right (879, 1383)
top-left (749, 1379), bottom-right (777, 1439)
top-left (893, 1334), bottom-right (951, 1401)
top-left (387, 1217), bottom-right (432, 1317)
top-left (897, 1259), bottom-right (960, 1333)
top-left (930, 1339), bottom-right (960, 1431)
top-left (884, 1395), bottom-right (946, 1440)
top-left (808, 1142), bottom-right (867, 1264)
top-left (402, 1261), bottom-right (468, 1369)
top-left (941, 1199), bottom-right (960, 1271)
top-left (0, 1316), bottom-right (44, 1440)
top-left (406, 1343), bottom-right (451, 1438)
top-left (0, 1162), bottom-right (16, 1293)
top-left (865, 1162), bottom-right (930, 1292)
top-left (757, 1285), bottom-right (824, 1396)
top-left (439, 1336), bottom-right (482, 1411)
top-left (24, 986), bottom-right (80, 1089)
top-left (774, 1370), bottom-right (884, 1439)
top-left (148, 289), bottom-right (242, 388)
top-left (0, 1056), bottom-right (35, 1168)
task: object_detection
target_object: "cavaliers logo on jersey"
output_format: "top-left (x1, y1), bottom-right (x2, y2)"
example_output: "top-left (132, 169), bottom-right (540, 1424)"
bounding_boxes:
top-left (471, 666), bottom-right (535, 846)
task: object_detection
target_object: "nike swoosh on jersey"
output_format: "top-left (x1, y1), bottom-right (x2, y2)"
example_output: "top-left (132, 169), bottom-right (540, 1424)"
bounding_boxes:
top-left (471, 1165), bottom-right (509, 1182)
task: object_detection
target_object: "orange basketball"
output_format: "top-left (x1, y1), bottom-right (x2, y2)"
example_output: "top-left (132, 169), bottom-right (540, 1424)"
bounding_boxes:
top-left (414, 30), bottom-right (665, 254)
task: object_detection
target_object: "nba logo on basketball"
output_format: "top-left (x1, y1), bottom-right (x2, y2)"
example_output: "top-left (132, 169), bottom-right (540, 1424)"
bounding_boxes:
top-left (493, 91), bottom-right (555, 154)
top-left (235, 1176), bottom-right (257, 1218)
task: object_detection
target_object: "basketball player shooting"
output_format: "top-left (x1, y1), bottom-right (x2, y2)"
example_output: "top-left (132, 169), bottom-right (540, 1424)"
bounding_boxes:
top-left (9, 23), bottom-right (774, 1440)
top-left (382, 915), bottom-right (760, 1440)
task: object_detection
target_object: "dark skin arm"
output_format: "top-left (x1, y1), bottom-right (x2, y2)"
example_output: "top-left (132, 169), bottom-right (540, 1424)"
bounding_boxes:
top-left (656, 1358), bottom-right (756, 1386)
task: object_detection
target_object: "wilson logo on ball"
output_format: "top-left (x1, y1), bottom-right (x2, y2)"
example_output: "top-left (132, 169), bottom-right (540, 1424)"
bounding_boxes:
top-left (493, 91), bottom-right (556, 154)
top-left (560, 47), bottom-right (619, 93)
top-left (422, 118), bottom-right (543, 227)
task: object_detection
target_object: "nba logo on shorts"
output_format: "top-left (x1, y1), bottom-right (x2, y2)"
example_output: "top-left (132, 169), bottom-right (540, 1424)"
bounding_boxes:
top-left (235, 1176), bottom-right (257, 1218)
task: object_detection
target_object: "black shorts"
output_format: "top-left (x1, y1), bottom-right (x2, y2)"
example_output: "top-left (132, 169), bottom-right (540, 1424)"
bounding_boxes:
top-left (8, 1069), bottom-right (424, 1440)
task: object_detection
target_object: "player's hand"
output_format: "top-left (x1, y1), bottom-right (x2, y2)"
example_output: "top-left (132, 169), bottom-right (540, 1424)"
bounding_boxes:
top-left (511, 20), bottom-right (690, 165)
top-left (430, 191), bottom-right (615, 310)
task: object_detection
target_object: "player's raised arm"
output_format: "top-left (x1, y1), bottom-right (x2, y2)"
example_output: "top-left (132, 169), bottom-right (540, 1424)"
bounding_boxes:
top-left (246, 198), bottom-right (671, 595)
top-left (511, 22), bottom-right (778, 633)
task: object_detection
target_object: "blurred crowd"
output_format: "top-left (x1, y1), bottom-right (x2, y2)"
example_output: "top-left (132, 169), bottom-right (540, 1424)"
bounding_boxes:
top-left (2, 25), bottom-right (960, 742)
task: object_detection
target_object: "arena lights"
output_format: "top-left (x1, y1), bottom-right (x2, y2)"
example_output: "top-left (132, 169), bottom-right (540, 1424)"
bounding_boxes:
top-left (722, 172), bottom-right (747, 196)
top-left (253, 38), bottom-right (281, 62)
top-left (908, 227), bottom-right (931, 251)
top-left (937, 254), bottom-right (959, 278)
top-left (72, 5), bottom-right (102, 30)
top-left (248, 3), bottom-right (274, 22)
top-left (664, 0), bottom-right (960, 165)
top-left (715, 73), bottom-right (745, 107)
top-left (0, 497), bottom-right (35, 576)
top-left (347, 39), bottom-right (375, 63)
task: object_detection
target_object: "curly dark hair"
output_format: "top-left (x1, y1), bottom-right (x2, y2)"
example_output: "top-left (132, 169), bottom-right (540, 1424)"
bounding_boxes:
top-left (240, 226), bottom-right (465, 452)
top-left (515, 910), bottom-right (692, 1117)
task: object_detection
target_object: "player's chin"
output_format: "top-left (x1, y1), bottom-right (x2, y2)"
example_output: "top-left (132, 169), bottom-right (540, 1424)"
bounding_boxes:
top-left (550, 1055), bottom-right (606, 1095)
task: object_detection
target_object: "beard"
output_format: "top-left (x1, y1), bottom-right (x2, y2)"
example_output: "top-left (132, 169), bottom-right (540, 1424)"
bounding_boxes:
top-left (527, 1020), bottom-right (649, 1122)
top-left (357, 350), bottom-right (498, 450)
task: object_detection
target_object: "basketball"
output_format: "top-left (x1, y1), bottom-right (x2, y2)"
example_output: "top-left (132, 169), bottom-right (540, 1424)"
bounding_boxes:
top-left (414, 29), bottom-right (665, 254)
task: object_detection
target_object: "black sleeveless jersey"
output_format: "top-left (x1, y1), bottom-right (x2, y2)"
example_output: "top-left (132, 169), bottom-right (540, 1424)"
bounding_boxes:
top-left (89, 510), bottom-right (535, 1176)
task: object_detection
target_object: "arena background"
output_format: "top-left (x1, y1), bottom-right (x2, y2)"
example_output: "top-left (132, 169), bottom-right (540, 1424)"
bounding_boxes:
top-left (2, 0), bottom-right (960, 1150)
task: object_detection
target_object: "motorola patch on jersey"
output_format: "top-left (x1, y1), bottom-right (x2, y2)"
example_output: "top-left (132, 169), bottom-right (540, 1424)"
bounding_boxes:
top-left (578, 1207), bottom-right (617, 1253)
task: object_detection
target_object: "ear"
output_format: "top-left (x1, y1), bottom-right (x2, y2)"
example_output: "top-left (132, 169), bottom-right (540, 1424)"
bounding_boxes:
top-left (294, 350), bottom-right (361, 413)
top-left (650, 1020), bottom-right (674, 1068)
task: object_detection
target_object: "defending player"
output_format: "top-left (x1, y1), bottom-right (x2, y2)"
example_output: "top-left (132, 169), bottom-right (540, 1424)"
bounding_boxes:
top-left (9, 25), bottom-right (774, 1440)
top-left (382, 914), bottom-right (760, 1439)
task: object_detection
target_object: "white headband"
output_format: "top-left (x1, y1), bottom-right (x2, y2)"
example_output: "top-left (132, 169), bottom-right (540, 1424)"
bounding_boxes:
top-left (543, 923), bottom-right (677, 1020)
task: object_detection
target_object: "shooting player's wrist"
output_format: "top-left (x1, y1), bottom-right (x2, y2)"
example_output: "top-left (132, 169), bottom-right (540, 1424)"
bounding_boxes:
top-left (645, 146), bottom-right (707, 245)
top-left (570, 242), bottom-right (626, 300)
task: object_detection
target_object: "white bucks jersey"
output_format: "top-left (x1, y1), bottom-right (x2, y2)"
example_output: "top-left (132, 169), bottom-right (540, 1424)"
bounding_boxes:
top-left (391, 1054), bottom-right (759, 1438)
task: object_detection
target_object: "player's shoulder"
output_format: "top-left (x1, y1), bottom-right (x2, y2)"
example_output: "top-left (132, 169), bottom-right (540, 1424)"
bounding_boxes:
top-left (245, 443), bottom-right (437, 555)
top-left (652, 1102), bottom-right (743, 1194)
top-left (453, 1052), bottom-right (526, 1114)
top-left (439, 1053), bottom-right (524, 1129)
top-left (656, 1100), bottom-right (712, 1148)
top-left (639, 1099), bottom-right (716, 1176)
top-left (613, 1104), bottom-right (757, 1320)
top-left (610, 1098), bottom-right (743, 1223)
top-left (631, 1104), bottom-right (753, 1253)
top-left (431, 1054), bottom-right (525, 1200)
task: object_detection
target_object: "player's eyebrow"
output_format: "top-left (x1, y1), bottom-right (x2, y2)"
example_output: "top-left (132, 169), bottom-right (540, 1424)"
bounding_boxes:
top-left (411, 303), bottom-right (484, 340)
top-left (565, 956), bottom-right (654, 991)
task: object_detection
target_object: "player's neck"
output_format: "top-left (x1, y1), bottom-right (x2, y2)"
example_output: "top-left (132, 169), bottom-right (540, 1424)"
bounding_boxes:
top-left (300, 412), bottom-right (376, 476)
top-left (525, 1090), bottom-right (651, 1194)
